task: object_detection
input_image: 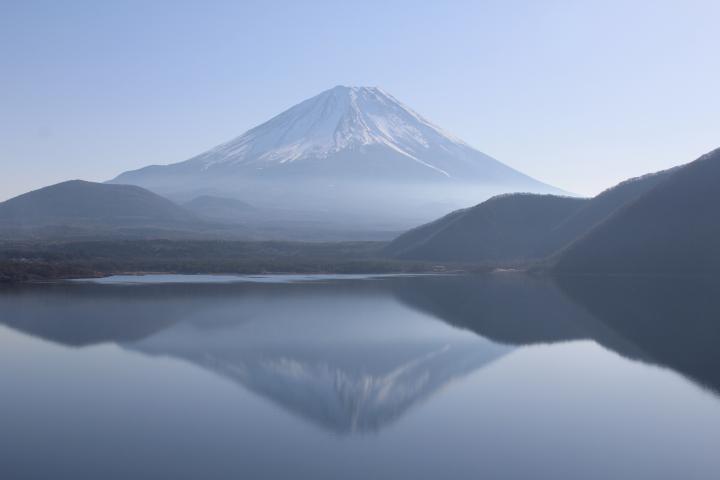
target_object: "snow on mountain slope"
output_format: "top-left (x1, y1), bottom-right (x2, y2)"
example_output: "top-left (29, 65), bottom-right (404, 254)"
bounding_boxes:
top-left (113, 85), bottom-right (551, 185)
top-left (192, 86), bottom-right (467, 176)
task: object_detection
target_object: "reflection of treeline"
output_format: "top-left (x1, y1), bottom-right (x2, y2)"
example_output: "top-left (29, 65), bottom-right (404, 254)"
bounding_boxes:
top-left (0, 260), bottom-right (99, 283)
top-left (0, 240), bottom-right (462, 283)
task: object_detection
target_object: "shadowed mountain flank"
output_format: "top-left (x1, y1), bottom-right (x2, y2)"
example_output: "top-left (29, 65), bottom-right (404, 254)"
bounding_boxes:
top-left (386, 194), bottom-right (587, 263)
top-left (386, 163), bottom-right (678, 264)
top-left (555, 148), bottom-right (720, 274)
top-left (0, 180), bottom-right (215, 239)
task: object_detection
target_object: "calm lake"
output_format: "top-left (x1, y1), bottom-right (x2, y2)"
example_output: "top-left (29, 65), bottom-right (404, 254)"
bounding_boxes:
top-left (2, 273), bottom-right (720, 479)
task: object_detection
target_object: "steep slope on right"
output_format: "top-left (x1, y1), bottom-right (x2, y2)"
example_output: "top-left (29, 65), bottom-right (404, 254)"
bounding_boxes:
top-left (387, 147), bottom-right (720, 274)
top-left (554, 148), bottom-right (720, 274)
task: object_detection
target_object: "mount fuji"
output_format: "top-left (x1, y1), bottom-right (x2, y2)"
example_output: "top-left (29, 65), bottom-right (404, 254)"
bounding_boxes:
top-left (111, 86), bottom-right (562, 238)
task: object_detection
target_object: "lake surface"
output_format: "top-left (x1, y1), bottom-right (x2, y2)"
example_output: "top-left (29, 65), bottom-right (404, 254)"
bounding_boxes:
top-left (2, 273), bottom-right (720, 479)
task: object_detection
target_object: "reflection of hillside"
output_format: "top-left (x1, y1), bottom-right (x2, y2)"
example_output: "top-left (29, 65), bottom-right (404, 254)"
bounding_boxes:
top-left (0, 281), bottom-right (385, 346)
top-left (391, 274), bottom-right (631, 349)
top-left (0, 284), bottom-right (187, 346)
top-left (556, 276), bottom-right (720, 395)
top-left (394, 274), bottom-right (720, 396)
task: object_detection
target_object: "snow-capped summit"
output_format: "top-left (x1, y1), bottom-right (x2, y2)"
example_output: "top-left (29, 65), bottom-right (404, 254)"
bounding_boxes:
top-left (114, 85), bottom-right (551, 183)
top-left (110, 86), bottom-right (562, 238)
top-left (193, 85), bottom-right (468, 177)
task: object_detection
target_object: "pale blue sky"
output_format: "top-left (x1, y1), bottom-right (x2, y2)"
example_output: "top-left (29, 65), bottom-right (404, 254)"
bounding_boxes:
top-left (1, 0), bottom-right (718, 200)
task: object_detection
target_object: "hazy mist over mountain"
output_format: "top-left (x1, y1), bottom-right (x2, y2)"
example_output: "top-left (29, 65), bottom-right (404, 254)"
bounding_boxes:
top-left (110, 86), bottom-right (563, 231)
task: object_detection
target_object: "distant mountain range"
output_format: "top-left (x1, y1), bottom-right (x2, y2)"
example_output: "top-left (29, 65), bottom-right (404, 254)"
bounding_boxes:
top-left (1, 86), bottom-right (567, 241)
top-left (3, 148), bottom-right (719, 274)
top-left (1, 85), bottom-right (718, 274)
top-left (0, 181), bottom-right (395, 242)
top-left (0, 180), bottom-right (211, 239)
top-left (109, 86), bottom-right (562, 232)
top-left (387, 148), bottom-right (720, 274)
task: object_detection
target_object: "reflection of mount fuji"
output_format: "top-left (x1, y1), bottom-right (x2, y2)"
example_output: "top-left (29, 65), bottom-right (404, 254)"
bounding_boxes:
top-left (128, 319), bottom-right (509, 434)
top-left (0, 281), bottom-right (511, 434)
top-left (122, 287), bottom-right (512, 434)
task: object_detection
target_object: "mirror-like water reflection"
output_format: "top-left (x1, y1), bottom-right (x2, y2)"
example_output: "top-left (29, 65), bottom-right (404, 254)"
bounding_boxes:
top-left (1, 274), bottom-right (720, 479)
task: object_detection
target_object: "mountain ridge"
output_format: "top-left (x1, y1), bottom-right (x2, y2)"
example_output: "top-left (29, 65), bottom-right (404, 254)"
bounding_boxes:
top-left (109, 86), bottom-right (563, 236)
top-left (554, 147), bottom-right (720, 274)
top-left (0, 180), bottom-right (196, 226)
top-left (0, 180), bottom-right (233, 240)
top-left (386, 151), bottom-right (701, 265)
top-left (386, 194), bottom-right (588, 263)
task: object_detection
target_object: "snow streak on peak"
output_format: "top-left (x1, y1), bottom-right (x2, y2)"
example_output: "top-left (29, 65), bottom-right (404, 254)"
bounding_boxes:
top-left (193, 86), bottom-right (473, 176)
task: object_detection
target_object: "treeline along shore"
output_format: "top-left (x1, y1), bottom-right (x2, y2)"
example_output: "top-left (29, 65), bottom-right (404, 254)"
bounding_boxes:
top-left (0, 239), bottom-right (478, 283)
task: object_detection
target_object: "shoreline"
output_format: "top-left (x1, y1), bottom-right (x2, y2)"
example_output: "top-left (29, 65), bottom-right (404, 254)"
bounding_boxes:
top-left (0, 262), bottom-right (486, 285)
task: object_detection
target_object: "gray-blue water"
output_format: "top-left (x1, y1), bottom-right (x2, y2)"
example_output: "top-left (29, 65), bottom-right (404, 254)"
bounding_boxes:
top-left (2, 273), bottom-right (720, 479)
